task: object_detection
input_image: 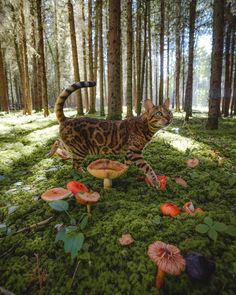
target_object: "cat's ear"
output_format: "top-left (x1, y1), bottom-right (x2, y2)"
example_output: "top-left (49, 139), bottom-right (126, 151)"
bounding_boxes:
top-left (163, 99), bottom-right (170, 109)
top-left (143, 99), bottom-right (154, 112)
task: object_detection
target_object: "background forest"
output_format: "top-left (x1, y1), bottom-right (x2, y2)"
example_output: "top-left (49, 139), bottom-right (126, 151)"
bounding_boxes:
top-left (0, 0), bottom-right (235, 127)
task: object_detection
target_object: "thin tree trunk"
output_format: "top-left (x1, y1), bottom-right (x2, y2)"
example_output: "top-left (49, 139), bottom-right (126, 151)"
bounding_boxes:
top-left (88, 0), bottom-right (96, 113)
top-left (107, 0), bottom-right (121, 120)
top-left (182, 27), bottom-right (185, 110)
top-left (37, 0), bottom-right (49, 117)
top-left (0, 46), bottom-right (9, 112)
top-left (68, 0), bottom-right (83, 115)
top-left (94, 1), bottom-right (99, 102)
top-left (230, 31), bottom-right (235, 116)
top-left (98, 0), bottom-right (105, 116)
top-left (185, 0), bottom-right (197, 121)
top-left (206, 0), bottom-right (225, 129)
top-left (54, 0), bottom-right (61, 95)
top-left (223, 23), bottom-right (231, 117)
top-left (148, 0), bottom-right (153, 102)
top-left (136, 0), bottom-right (142, 115)
top-left (175, 0), bottom-right (181, 112)
top-left (166, 1), bottom-right (170, 100)
top-left (81, 0), bottom-right (89, 112)
top-left (159, 0), bottom-right (164, 105)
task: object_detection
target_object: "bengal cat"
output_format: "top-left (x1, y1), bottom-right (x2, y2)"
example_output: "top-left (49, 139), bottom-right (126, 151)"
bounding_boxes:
top-left (55, 81), bottom-right (172, 188)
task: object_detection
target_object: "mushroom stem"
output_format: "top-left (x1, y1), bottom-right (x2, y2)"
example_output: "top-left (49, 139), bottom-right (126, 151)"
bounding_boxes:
top-left (156, 268), bottom-right (165, 289)
top-left (86, 204), bottom-right (91, 216)
top-left (104, 178), bottom-right (112, 189)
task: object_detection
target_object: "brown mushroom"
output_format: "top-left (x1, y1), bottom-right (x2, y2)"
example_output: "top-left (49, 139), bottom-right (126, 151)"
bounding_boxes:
top-left (119, 234), bottom-right (135, 246)
top-left (41, 187), bottom-right (72, 201)
top-left (87, 159), bottom-right (128, 189)
top-left (147, 241), bottom-right (185, 289)
top-left (75, 191), bottom-right (100, 215)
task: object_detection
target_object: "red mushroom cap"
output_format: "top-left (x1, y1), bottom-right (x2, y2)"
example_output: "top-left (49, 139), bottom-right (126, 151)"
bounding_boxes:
top-left (41, 187), bottom-right (71, 201)
top-left (148, 241), bottom-right (186, 275)
top-left (160, 203), bottom-right (180, 217)
top-left (67, 180), bottom-right (89, 195)
top-left (75, 191), bottom-right (100, 204)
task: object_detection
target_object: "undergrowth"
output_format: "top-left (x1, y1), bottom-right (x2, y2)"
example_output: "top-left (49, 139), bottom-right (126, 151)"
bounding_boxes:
top-left (0, 112), bottom-right (236, 295)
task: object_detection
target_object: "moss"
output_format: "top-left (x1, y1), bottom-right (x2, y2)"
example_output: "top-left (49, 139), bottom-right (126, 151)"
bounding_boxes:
top-left (0, 113), bottom-right (236, 294)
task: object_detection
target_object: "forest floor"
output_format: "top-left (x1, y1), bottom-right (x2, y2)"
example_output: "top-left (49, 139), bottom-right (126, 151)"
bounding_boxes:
top-left (0, 110), bottom-right (236, 295)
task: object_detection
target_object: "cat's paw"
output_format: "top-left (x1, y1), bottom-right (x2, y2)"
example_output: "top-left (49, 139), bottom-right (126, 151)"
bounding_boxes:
top-left (146, 174), bottom-right (160, 189)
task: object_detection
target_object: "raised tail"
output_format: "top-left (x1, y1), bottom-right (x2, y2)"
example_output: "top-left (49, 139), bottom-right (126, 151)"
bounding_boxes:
top-left (55, 81), bottom-right (96, 123)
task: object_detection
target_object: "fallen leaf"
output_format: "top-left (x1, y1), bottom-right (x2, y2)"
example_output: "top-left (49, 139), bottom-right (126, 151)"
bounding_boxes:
top-left (175, 177), bottom-right (188, 187)
top-left (119, 234), bottom-right (134, 246)
top-left (186, 159), bottom-right (199, 168)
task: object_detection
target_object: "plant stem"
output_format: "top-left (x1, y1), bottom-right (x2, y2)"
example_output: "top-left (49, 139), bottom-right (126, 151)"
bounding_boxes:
top-left (87, 204), bottom-right (91, 216)
top-left (70, 259), bottom-right (81, 288)
top-left (104, 178), bottom-right (112, 189)
top-left (156, 268), bottom-right (165, 289)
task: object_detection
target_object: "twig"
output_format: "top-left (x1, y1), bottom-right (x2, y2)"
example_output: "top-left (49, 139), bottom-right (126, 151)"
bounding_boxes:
top-left (34, 254), bottom-right (43, 289)
top-left (70, 260), bottom-right (81, 288)
top-left (0, 217), bottom-right (53, 241)
top-left (0, 286), bottom-right (16, 295)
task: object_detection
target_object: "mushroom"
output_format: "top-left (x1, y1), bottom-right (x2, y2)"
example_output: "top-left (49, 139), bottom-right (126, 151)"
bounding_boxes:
top-left (160, 203), bottom-right (180, 217)
top-left (67, 180), bottom-right (89, 195)
top-left (147, 241), bottom-right (186, 289)
top-left (119, 234), bottom-right (135, 246)
top-left (87, 159), bottom-right (128, 189)
top-left (47, 139), bottom-right (71, 160)
top-left (183, 201), bottom-right (204, 215)
top-left (41, 187), bottom-right (72, 201)
top-left (75, 191), bottom-right (100, 215)
top-left (186, 158), bottom-right (199, 168)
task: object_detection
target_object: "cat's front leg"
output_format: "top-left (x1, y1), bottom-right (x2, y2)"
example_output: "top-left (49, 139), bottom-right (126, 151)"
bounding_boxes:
top-left (126, 148), bottom-right (159, 188)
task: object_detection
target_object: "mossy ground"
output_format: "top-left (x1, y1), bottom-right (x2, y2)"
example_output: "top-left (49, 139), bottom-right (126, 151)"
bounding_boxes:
top-left (0, 111), bottom-right (236, 295)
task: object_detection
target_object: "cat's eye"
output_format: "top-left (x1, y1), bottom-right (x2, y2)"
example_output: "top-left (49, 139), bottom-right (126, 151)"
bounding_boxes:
top-left (156, 111), bottom-right (162, 116)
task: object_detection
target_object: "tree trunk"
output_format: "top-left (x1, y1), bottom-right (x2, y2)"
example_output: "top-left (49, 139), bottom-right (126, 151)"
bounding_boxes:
top-left (36, 0), bottom-right (49, 117)
top-left (175, 0), bottom-right (181, 112)
top-left (166, 1), bottom-right (170, 100)
top-left (94, 1), bottom-right (99, 101)
top-left (206, 0), bottom-right (225, 129)
top-left (126, 0), bottom-right (133, 117)
top-left (68, 0), bottom-right (83, 116)
top-left (223, 23), bottom-right (231, 117)
top-left (88, 0), bottom-right (96, 114)
top-left (82, 0), bottom-right (89, 112)
top-left (159, 0), bottom-right (164, 105)
top-left (98, 0), bottom-right (105, 116)
top-left (107, 0), bottom-right (121, 120)
top-left (181, 26), bottom-right (185, 110)
top-left (148, 0), bottom-right (153, 102)
top-left (136, 0), bottom-right (142, 115)
top-left (184, 0), bottom-right (197, 121)
top-left (54, 0), bottom-right (61, 95)
top-left (0, 46), bottom-right (9, 112)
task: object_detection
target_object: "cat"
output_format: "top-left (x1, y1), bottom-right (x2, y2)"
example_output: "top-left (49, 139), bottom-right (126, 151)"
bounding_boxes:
top-left (54, 81), bottom-right (172, 188)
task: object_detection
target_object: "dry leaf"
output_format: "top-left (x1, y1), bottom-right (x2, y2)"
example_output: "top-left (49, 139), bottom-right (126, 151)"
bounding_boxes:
top-left (119, 234), bottom-right (134, 246)
top-left (186, 158), bottom-right (199, 168)
top-left (175, 177), bottom-right (188, 187)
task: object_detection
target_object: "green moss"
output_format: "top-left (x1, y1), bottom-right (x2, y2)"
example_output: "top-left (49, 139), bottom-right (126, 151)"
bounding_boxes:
top-left (0, 113), bottom-right (236, 294)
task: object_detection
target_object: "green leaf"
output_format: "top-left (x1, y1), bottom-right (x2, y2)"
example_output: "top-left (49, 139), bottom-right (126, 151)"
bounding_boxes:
top-left (229, 175), bottom-right (236, 187)
top-left (49, 200), bottom-right (69, 212)
top-left (213, 222), bottom-right (227, 232)
top-left (70, 218), bottom-right (76, 226)
top-left (64, 233), bottom-right (85, 259)
top-left (0, 224), bottom-right (7, 232)
top-left (225, 225), bottom-right (236, 237)
top-left (195, 224), bottom-right (209, 234)
top-left (230, 216), bottom-right (236, 226)
top-left (153, 216), bottom-right (161, 226)
top-left (204, 217), bottom-right (213, 227)
top-left (208, 228), bottom-right (218, 241)
top-left (8, 205), bottom-right (19, 215)
top-left (55, 228), bottom-right (66, 242)
top-left (80, 215), bottom-right (89, 230)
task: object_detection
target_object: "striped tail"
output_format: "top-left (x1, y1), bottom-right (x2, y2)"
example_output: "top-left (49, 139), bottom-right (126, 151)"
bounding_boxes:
top-left (55, 81), bottom-right (96, 123)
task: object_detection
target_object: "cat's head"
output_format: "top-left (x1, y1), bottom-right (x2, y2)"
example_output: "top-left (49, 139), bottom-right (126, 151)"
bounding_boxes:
top-left (143, 99), bottom-right (173, 127)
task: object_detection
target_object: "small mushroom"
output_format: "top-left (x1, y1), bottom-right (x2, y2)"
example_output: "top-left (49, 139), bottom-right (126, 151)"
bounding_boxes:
top-left (47, 139), bottom-right (71, 160)
top-left (75, 191), bottom-right (100, 215)
top-left (148, 241), bottom-right (186, 289)
top-left (67, 180), bottom-right (89, 195)
top-left (87, 159), bottom-right (128, 189)
top-left (41, 187), bottom-right (71, 201)
top-left (183, 201), bottom-right (204, 215)
top-left (119, 234), bottom-right (134, 246)
top-left (186, 158), bottom-right (199, 168)
top-left (160, 203), bottom-right (180, 217)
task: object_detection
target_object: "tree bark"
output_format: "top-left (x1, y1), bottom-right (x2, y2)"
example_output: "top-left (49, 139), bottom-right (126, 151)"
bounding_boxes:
top-left (36, 0), bottom-right (49, 117)
top-left (136, 0), bottom-right (142, 115)
top-left (107, 0), bottom-right (121, 120)
top-left (206, 0), bottom-right (225, 129)
top-left (175, 0), bottom-right (181, 112)
top-left (88, 0), bottom-right (96, 114)
top-left (98, 0), bottom-right (105, 116)
top-left (223, 23), bottom-right (231, 117)
top-left (0, 46), bottom-right (9, 112)
top-left (54, 0), bottom-right (61, 95)
top-left (148, 0), bottom-right (153, 102)
top-left (81, 0), bottom-right (89, 112)
top-left (184, 0), bottom-right (197, 121)
top-left (68, 0), bottom-right (83, 115)
top-left (166, 1), bottom-right (170, 100)
top-left (159, 0), bottom-right (164, 105)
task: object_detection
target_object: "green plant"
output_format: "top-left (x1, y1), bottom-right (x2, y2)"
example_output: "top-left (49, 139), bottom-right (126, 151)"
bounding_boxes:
top-left (195, 216), bottom-right (236, 241)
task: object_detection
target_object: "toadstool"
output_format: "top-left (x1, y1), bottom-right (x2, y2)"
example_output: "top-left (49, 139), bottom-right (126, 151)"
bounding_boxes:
top-left (183, 201), bottom-right (204, 215)
top-left (87, 159), bottom-right (128, 189)
top-left (148, 241), bottom-right (186, 289)
top-left (160, 203), bottom-right (180, 217)
top-left (75, 191), bottom-right (100, 215)
top-left (67, 180), bottom-right (89, 195)
top-left (119, 234), bottom-right (135, 246)
top-left (186, 158), bottom-right (199, 168)
top-left (41, 187), bottom-right (72, 201)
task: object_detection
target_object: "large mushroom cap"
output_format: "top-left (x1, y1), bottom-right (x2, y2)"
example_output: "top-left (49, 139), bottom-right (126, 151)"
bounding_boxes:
top-left (41, 187), bottom-right (71, 201)
top-left (148, 241), bottom-right (186, 275)
top-left (67, 180), bottom-right (89, 195)
top-left (75, 191), bottom-right (100, 204)
top-left (87, 159), bottom-right (128, 180)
